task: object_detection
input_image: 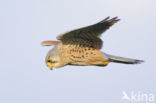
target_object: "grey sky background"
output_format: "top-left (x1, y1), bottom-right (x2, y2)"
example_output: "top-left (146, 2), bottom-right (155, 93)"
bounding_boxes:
top-left (0, 0), bottom-right (156, 103)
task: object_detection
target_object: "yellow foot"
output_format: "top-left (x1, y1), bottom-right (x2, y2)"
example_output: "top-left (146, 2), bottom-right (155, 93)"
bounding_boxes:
top-left (104, 61), bottom-right (109, 66)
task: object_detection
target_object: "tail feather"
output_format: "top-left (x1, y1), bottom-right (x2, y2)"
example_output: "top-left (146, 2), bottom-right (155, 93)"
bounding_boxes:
top-left (104, 53), bottom-right (144, 64)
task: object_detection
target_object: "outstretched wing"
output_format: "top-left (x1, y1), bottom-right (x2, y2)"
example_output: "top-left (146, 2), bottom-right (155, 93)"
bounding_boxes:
top-left (57, 17), bottom-right (120, 49)
top-left (41, 41), bottom-right (61, 46)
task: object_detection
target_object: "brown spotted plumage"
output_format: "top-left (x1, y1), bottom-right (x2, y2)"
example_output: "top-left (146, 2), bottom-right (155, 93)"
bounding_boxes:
top-left (41, 17), bottom-right (144, 70)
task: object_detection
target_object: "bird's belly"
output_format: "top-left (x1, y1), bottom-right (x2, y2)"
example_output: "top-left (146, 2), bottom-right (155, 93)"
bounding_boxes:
top-left (68, 49), bottom-right (106, 66)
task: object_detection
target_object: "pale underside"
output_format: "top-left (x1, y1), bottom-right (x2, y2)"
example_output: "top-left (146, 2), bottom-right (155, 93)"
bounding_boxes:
top-left (60, 44), bottom-right (108, 66)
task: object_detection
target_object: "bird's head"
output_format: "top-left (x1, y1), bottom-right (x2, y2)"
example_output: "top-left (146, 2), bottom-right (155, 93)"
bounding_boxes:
top-left (45, 46), bottom-right (63, 70)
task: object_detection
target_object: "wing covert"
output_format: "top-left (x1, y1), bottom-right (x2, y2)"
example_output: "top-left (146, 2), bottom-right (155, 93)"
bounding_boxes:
top-left (57, 17), bottom-right (120, 49)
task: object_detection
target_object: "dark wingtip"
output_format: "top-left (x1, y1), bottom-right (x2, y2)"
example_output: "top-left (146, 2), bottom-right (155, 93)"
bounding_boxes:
top-left (99, 16), bottom-right (120, 25)
top-left (100, 16), bottom-right (120, 23)
top-left (112, 16), bottom-right (119, 20)
top-left (110, 16), bottom-right (120, 22)
top-left (134, 60), bottom-right (144, 64)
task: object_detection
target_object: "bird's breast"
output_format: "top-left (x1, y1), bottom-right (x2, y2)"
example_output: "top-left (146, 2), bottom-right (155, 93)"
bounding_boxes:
top-left (62, 45), bottom-right (103, 65)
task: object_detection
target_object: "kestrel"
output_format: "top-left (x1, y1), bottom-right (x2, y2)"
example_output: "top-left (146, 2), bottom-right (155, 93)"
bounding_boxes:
top-left (41, 17), bottom-right (144, 70)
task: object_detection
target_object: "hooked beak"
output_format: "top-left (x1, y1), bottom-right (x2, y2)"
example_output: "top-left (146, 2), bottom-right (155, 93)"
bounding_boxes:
top-left (46, 62), bottom-right (53, 70)
top-left (49, 67), bottom-right (53, 70)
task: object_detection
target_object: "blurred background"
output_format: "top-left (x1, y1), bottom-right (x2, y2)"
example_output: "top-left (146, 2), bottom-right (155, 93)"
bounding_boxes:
top-left (0, 0), bottom-right (155, 103)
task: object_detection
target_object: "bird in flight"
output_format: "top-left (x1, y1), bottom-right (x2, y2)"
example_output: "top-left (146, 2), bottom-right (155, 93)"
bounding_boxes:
top-left (41, 17), bottom-right (144, 70)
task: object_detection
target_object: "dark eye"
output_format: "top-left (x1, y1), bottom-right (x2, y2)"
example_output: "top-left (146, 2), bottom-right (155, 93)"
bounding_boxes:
top-left (47, 59), bottom-right (52, 63)
top-left (47, 59), bottom-right (57, 63)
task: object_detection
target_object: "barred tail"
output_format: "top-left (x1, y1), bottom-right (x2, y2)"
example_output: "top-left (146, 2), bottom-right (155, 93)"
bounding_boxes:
top-left (104, 53), bottom-right (144, 64)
